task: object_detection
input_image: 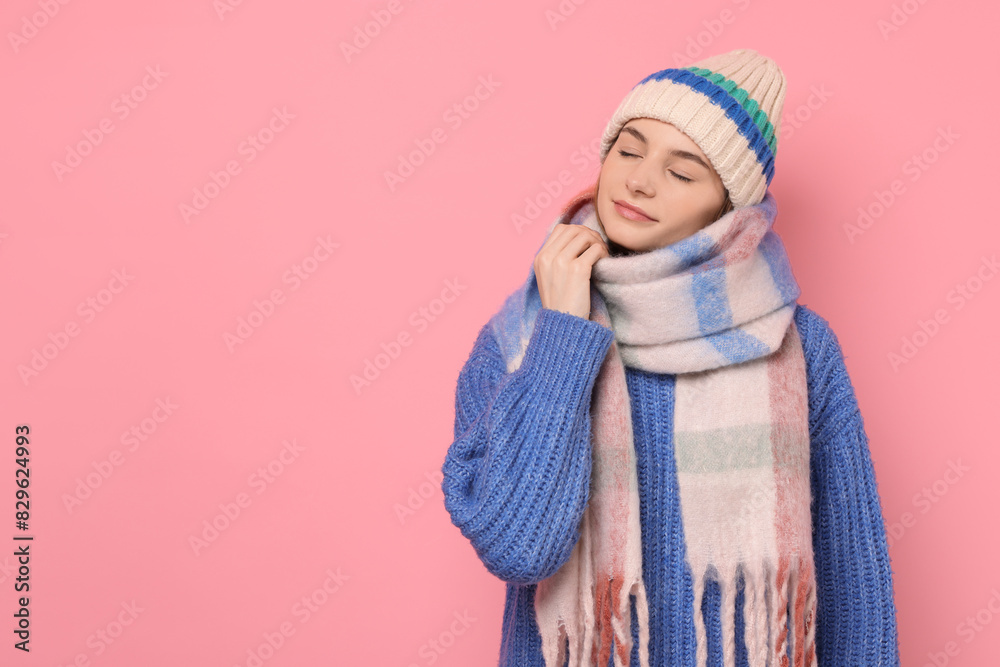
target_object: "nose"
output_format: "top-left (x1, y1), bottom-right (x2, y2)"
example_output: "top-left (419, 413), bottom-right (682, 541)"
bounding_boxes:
top-left (625, 160), bottom-right (655, 197)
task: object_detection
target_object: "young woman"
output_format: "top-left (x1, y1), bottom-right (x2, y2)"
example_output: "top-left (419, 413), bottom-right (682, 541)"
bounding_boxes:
top-left (441, 49), bottom-right (900, 667)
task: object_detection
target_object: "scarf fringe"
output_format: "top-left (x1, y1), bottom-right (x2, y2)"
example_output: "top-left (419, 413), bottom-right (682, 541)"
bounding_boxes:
top-left (687, 558), bottom-right (817, 667)
top-left (543, 560), bottom-right (817, 667)
top-left (540, 573), bottom-right (652, 667)
top-left (610, 578), bottom-right (651, 667)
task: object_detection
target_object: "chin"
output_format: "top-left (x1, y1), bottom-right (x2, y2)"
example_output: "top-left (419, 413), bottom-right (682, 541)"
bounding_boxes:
top-left (605, 229), bottom-right (645, 257)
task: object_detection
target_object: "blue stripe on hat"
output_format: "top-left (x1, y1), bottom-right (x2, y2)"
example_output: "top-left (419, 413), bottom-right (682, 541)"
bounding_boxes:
top-left (635, 68), bottom-right (775, 185)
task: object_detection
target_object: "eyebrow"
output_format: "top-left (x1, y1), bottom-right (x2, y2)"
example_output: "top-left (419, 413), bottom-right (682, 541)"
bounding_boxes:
top-left (620, 126), bottom-right (712, 171)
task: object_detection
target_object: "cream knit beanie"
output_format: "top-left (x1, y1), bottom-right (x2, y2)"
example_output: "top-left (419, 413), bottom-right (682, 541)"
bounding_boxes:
top-left (599, 48), bottom-right (787, 209)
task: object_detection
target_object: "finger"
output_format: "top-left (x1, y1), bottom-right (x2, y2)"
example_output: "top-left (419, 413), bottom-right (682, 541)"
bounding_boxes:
top-left (543, 223), bottom-right (593, 258)
top-left (541, 222), bottom-right (577, 257)
top-left (559, 230), bottom-right (601, 261)
top-left (580, 240), bottom-right (608, 263)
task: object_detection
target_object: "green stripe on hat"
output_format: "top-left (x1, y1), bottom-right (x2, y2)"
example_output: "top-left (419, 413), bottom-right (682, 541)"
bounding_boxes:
top-left (684, 66), bottom-right (779, 158)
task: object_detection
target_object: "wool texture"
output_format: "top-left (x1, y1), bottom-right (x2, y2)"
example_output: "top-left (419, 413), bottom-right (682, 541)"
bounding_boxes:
top-left (487, 190), bottom-right (816, 667)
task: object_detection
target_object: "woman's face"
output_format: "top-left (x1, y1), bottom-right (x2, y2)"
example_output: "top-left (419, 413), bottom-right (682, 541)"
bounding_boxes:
top-left (596, 117), bottom-right (728, 255)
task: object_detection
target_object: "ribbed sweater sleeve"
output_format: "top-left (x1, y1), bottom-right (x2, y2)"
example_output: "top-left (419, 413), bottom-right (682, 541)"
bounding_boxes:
top-left (797, 307), bottom-right (901, 666)
top-left (441, 307), bottom-right (616, 585)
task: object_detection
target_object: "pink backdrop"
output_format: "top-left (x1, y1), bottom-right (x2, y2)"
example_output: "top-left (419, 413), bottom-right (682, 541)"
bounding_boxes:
top-left (2, 0), bottom-right (998, 665)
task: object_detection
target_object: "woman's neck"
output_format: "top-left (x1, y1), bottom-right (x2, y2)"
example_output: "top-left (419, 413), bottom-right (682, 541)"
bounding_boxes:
top-left (607, 238), bottom-right (642, 258)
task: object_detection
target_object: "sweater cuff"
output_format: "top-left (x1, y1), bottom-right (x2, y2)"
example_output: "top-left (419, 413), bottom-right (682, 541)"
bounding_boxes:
top-left (520, 308), bottom-right (615, 380)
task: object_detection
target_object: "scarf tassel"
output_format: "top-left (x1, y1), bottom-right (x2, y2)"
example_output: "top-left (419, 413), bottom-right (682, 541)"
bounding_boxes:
top-left (538, 572), bottom-right (652, 667)
top-left (691, 559), bottom-right (817, 667)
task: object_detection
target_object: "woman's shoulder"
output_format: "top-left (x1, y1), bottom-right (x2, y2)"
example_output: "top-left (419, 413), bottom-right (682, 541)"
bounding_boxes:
top-left (793, 302), bottom-right (846, 361)
top-left (792, 303), bottom-right (864, 437)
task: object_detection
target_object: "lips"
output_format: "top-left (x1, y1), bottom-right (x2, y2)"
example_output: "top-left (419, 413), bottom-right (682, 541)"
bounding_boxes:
top-left (613, 200), bottom-right (656, 222)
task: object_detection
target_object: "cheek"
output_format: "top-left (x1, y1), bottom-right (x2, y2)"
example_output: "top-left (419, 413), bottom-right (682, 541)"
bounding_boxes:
top-left (597, 198), bottom-right (613, 224)
top-left (597, 164), bottom-right (612, 188)
top-left (600, 159), bottom-right (624, 181)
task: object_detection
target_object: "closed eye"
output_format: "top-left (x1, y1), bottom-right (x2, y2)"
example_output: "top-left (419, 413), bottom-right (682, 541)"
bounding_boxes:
top-left (617, 149), bottom-right (693, 183)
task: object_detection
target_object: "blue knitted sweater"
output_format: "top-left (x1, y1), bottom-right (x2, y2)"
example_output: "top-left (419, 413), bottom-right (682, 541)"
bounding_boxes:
top-left (442, 303), bottom-right (901, 666)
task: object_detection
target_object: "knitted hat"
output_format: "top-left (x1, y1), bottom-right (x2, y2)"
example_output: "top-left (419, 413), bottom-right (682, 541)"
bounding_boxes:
top-left (599, 48), bottom-right (787, 209)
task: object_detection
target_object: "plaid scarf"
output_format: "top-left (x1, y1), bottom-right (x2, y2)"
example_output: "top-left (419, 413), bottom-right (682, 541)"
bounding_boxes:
top-left (488, 191), bottom-right (817, 667)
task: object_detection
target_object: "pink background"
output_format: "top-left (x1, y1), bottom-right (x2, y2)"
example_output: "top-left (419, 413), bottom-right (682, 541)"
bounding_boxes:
top-left (2, 0), bottom-right (998, 665)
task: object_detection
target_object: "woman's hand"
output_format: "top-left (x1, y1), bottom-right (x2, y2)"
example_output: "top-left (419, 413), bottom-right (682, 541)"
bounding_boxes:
top-left (534, 223), bottom-right (609, 320)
